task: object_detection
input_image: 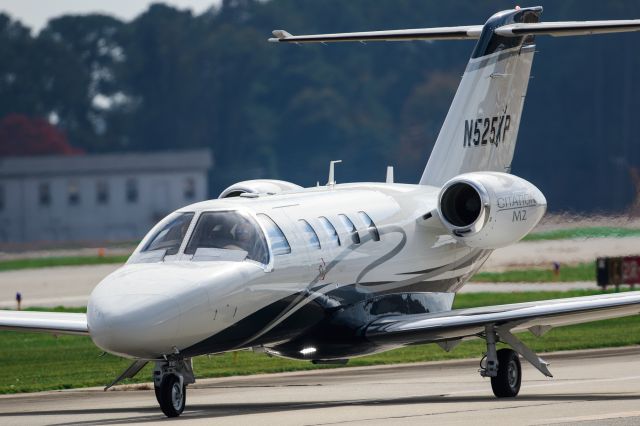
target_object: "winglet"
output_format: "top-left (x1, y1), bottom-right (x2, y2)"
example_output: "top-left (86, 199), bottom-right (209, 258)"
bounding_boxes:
top-left (269, 30), bottom-right (293, 42)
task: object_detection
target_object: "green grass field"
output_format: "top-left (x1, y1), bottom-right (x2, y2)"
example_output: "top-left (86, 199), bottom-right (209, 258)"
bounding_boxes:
top-left (523, 226), bottom-right (640, 241)
top-left (0, 255), bottom-right (129, 272)
top-left (472, 262), bottom-right (595, 282)
top-left (2, 290), bottom-right (638, 394)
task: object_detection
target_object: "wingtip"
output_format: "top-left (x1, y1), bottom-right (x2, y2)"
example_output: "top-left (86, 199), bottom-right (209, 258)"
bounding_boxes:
top-left (272, 29), bottom-right (293, 40)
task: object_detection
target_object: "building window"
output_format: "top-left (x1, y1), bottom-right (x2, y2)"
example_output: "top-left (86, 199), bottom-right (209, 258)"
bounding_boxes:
top-left (298, 219), bottom-right (321, 249)
top-left (184, 177), bottom-right (196, 200)
top-left (68, 181), bottom-right (80, 205)
top-left (338, 214), bottom-right (360, 244)
top-left (96, 180), bottom-right (109, 204)
top-left (39, 183), bottom-right (51, 206)
top-left (318, 216), bottom-right (340, 247)
top-left (126, 178), bottom-right (138, 203)
top-left (358, 211), bottom-right (380, 241)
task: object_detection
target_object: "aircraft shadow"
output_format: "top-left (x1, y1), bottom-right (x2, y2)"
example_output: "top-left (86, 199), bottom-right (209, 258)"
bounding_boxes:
top-left (2, 393), bottom-right (639, 425)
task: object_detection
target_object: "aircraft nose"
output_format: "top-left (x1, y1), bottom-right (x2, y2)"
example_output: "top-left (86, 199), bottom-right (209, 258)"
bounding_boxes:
top-left (88, 292), bottom-right (181, 358)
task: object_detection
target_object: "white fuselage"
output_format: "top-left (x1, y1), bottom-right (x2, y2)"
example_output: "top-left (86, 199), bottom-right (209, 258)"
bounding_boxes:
top-left (87, 182), bottom-right (489, 360)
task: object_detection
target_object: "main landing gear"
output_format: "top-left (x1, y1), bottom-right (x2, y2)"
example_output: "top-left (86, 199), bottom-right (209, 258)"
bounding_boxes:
top-left (153, 358), bottom-right (195, 417)
top-left (479, 324), bottom-right (552, 398)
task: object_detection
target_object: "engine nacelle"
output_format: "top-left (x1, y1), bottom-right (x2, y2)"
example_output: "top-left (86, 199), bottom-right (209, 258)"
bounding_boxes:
top-left (218, 179), bottom-right (303, 198)
top-left (437, 172), bottom-right (547, 249)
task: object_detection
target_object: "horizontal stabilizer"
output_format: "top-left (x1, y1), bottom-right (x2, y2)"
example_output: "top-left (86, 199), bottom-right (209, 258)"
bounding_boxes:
top-left (496, 20), bottom-right (640, 37)
top-left (270, 18), bottom-right (640, 44)
top-left (268, 26), bottom-right (483, 43)
top-left (0, 310), bottom-right (89, 335)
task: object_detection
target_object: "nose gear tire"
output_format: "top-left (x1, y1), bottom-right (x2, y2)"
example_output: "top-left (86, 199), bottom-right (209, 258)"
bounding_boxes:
top-left (158, 374), bottom-right (186, 417)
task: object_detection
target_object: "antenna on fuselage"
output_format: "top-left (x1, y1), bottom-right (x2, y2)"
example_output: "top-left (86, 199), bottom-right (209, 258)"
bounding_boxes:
top-left (386, 166), bottom-right (394, 183)
top-left (327, 160), bottom-right (342, 186)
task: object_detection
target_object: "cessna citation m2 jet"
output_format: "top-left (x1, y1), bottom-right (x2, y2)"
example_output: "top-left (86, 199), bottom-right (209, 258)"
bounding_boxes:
top-left (4, 6), bottom-right (640, 418)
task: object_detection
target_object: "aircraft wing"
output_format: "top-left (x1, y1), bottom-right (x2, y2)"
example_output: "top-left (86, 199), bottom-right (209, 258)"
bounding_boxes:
top-left (366, 292), bottom-right (640, 346)
top-left (0, 310), bottom-right (89, 336)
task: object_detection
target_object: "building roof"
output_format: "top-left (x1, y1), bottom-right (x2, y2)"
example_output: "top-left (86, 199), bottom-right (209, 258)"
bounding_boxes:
top-left (0, 149), bottom-right (213, 178)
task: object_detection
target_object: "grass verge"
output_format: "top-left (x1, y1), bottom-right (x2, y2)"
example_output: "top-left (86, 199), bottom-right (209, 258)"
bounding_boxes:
top-left (523, 226), bottom-right (640, 241)
top-left (471, 262), bottom-right (595, 282)
top-left (2, 290), bottom-right (638, 394)
top-left (0, 255), bottom-right (128, 272)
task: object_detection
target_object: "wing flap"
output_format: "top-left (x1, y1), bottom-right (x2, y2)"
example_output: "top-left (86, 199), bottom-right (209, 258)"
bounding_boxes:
top-left (495, 20), bottom-right (640, 37)
top-left (366, 292), bottom-right (640, 346)
top-left (0, 310), bottom-right (89, 336)
top-left (268, 26), bottom-right (483, 43)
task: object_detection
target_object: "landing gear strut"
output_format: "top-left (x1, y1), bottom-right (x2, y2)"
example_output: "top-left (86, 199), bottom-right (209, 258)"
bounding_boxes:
top-left (153, 358), bottom-right (195, 417)
top-left (480, 324), bottom-right (552, 398)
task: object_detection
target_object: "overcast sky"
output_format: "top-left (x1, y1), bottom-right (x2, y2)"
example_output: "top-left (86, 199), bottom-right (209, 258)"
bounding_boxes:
top-left (0, 1), bottom-right (221, 32)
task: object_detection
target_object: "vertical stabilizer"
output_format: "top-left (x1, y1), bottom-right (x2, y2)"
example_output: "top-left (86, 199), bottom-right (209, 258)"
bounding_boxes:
top-left (419, 7), bottom-right (542, 186)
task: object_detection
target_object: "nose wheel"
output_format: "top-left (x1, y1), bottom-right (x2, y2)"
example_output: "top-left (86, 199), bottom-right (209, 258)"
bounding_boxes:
top-left (157, 374), bottom-right (186, 417)
top-left (153, 358), bottom-right (195, 418)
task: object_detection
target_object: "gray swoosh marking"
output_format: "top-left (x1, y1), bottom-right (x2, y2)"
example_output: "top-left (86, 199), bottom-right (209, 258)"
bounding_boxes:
top-left (401, 248), bottom-right (491, 277)
top-left (360, 248), bottom-right (490, 293)
top-left (233, 227), bottom-right (401, 348)
top-left (355, 226), bottom-right (407, 284)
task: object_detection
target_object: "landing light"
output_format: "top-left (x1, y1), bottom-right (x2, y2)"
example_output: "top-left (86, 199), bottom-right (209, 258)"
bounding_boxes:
top-left (300, 347), bottom-right (317, 355)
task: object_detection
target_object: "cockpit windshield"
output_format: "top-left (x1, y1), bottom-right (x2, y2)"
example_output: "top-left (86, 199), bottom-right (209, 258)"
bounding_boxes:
top-left (184, 211), bottom-right (269, 265)
top-left (142, 212), bottom-right (194, 255)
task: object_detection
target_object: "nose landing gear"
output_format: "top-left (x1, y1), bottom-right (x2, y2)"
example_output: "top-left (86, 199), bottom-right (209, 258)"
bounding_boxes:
top-left (153, 358), bottom-right (195, 417)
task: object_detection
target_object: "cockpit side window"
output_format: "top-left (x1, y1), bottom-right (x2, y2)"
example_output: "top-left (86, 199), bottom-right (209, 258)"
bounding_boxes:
top-left (185, 211), bottom-right (269, 264)
top-left (298, 219), bottom-right (321, 250)
top-left (142, 212), bottom-right (194, 255)
top-left (338, 214), bottom-right (360, 244)
top-left (358, 211), bottom-right (381, 241)
top-left (257, 214), bottom-right (291, 255)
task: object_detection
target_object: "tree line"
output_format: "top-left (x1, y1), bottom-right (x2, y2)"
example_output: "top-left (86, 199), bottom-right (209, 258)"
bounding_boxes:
top-left (1, 0), bottom-right (639, 212)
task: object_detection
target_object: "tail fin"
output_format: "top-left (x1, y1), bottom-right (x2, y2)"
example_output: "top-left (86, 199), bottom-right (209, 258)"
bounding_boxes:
top-left (269, 6), bottom-right (640, 186)
top-left (419, 7), bottom-right (542, 186)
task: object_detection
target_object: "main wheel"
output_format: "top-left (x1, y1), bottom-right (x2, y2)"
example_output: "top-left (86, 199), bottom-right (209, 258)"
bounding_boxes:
top-left (157, 374), bottom-right (186, 417)
top-left (491, 348), bottom-right (521, 398)
top-left (154, 385), bottom-right (161, 405)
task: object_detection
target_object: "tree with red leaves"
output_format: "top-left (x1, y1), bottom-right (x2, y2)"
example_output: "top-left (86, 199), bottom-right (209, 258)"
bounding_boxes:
top-left (0, 114), bottom-right (83, 156)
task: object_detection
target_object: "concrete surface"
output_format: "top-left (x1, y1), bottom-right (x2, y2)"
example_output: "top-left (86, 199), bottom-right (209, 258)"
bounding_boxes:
top-left (0, 264), bottom-right (602, 308)
top-left (482, 237), bottom-right (640, 271)
top-left (0, 268), bottom-right (606, 309)
top-left (0, 264), bottom-right (119, 308)
top-left (1, 347), bottom-right (640, 425)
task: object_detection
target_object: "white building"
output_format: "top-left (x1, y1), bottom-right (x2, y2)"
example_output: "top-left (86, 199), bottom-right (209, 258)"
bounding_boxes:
top-left (0, 149), bottom-right (212, 243)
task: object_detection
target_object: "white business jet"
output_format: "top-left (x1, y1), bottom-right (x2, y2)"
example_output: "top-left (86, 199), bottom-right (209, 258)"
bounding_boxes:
top-left (3, 6), bottom-right (640, 418)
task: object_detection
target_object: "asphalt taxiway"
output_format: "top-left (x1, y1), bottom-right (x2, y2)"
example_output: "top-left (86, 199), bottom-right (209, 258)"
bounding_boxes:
top-left (2, 347), bottom-right (640, 425)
